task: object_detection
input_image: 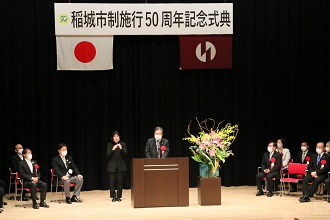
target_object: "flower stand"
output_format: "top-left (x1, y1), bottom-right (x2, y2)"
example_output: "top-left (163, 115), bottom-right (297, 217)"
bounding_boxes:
top-left (197, 177), bottom-right (221, 205)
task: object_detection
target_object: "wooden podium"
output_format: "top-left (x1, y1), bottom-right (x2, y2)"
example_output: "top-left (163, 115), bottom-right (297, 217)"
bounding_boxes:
top-left (131, 157), bottom-right (189, 208)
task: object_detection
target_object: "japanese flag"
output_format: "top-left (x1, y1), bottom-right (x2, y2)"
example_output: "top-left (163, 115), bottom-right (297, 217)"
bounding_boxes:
top-left (56, 36), bottom-right (113, 71)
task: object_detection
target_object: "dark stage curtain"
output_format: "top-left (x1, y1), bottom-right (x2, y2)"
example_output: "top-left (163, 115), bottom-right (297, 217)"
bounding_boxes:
top-left (1, 0), bottom-right (329, 191)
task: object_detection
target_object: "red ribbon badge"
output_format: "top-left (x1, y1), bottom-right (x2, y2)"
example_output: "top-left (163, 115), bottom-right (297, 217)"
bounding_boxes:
top-left (321, 159), bottom-right (327, 169)
top-left (34, 164), bottom-right (39, 169)
top-left (305, 156), bottom-right (310, 165)
top-left (161, 146), bottom-right (166, 155)
top-left (270, 158), bottom-right (276, 169)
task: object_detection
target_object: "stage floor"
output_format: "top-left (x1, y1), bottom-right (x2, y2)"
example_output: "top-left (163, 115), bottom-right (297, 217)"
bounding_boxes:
top-left (1, 186), bottom-right (329, 219)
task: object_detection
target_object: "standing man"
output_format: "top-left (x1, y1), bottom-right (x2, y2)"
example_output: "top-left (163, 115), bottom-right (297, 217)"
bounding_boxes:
top-left (52, 143), bottom-right (83, 204)
top-left (145, 127), bottom-right (170, 158)
top-left (299, 141), bottom-right (330, 202)
top-left (18, 148), bottom-right (49, 209)
top-left (256, 141), bottom-right (282, 197)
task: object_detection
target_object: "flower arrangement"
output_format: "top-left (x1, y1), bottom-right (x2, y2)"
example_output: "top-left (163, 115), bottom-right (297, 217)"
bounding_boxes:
top-left (183, 118), bottom-right (239, 175)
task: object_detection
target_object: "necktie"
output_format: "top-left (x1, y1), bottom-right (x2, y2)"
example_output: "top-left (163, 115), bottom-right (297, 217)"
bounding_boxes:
top-left (317, 155), bottom-right (321, 165)
top-left (302, 152), bottom-right (306, 163)
top-left (269, 153), bottom-right (273, 161)
top-left (62, 157), bottom-right (67, 168)
top-left (27, 161), bottom-right (33, 173)
top-left (156, 140), bottom-right (160, 158)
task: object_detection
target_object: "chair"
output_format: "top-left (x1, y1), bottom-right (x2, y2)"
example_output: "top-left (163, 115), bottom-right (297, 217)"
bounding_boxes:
top-left (50, 169), bottom-right (76, 203)
top-left (8, 168), bottom-right (18, 200)
top-left (257, 167), bottom-right (277, 195)
top-left (280, 163), bottom-right (307, 197)
top-left (15, 172), bottom-right (40, 208)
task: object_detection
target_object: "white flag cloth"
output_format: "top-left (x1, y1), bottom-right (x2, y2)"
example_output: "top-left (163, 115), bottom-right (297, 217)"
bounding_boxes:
top-left (56, 36), bottom-right (113, 70)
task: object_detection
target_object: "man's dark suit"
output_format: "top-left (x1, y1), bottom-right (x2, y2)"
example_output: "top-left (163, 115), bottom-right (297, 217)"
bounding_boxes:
top-left (145, 138), bottom-right (169, 158)
top-left (295, 150), bottom-right (315, 164)
top-left (11, 154), bottom-right (23, 172)
top-left (302, 153), bottom-right (330, 197)
top-left (256, 151), bottom-right (282, 192)
top-left (18, 159), bottom-right (47, 201)
top-left (52, 155), bottom-right (83, 198)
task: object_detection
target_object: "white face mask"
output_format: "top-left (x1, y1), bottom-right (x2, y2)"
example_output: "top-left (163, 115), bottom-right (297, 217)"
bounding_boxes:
top-left (326, 147), bottom-right (330, 153)
top-left (154, 134), bottom-right (162, 141)
top-left (17, 149), bottom-right (23, 155)
top-left (27, 154), bottom-right (33, 160)
top-left (301, 146), bottom-right (307, 152)
top-left (61, 150), bottom-right (68, 157)
top-left (316, 148), bottom-right (323, 155)
top-left (267, 146), bottom-right (273, 153)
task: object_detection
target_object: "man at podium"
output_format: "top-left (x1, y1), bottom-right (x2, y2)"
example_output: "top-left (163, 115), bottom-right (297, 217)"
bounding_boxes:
top-left (145, 127), bottom-right (170, 158)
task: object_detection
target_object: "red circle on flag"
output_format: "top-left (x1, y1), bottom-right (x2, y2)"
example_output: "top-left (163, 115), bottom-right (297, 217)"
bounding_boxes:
top-left (74, 41), bottom-right (96, 63)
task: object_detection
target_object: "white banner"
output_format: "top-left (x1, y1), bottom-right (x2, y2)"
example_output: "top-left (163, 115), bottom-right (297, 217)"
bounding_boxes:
top-left (54, 3), bottom-right (233, 35)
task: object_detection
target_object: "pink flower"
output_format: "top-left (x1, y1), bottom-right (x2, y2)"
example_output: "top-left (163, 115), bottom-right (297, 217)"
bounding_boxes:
top-left (203, 140), bottom-right (211, 146)
top-left (199, 144), bottom-right (206, 150)
top-left (209, 149), bottom-right (216, 157)
top-left (196, 138), bottom-right (200, 144)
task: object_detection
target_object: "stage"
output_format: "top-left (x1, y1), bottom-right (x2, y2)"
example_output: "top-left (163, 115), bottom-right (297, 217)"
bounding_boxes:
top-left (1, 186), bottom-right (329, 219)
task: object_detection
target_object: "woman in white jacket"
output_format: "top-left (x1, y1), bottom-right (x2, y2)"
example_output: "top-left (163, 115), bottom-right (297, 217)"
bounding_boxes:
top-left (277, 138), bottom-right (291, 172)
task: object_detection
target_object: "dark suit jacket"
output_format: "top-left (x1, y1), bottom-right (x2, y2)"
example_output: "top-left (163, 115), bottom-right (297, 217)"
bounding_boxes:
top-left (260, 151), bottom-right (283, 174)
top-left (11, 154), bottom-right (24, 172)
top-left (18, 159), bottom-right (40, 182)
top-left (52, 155), bottom-right (81, 178)
top-left (106, 142), bottom-right (128, 172)
top-left (306, 153), bottom-right (330, 176)
top-left (295, 150), bottom-right (315, 164)
top-left (145, 138), bottom-right (169, 158)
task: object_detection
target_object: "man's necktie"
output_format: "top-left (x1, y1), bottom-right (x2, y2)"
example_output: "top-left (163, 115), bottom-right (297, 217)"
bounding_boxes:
top-left (62, 157), bottom-right (67, 168)
top-left (156, 140), bottom-right (160, 158)
top-left (269, 153), bottom-right (273, 161)
top-left (302, 152), bottom-right (306, 163)
top-left (317, 155), bottom-right (321, 165)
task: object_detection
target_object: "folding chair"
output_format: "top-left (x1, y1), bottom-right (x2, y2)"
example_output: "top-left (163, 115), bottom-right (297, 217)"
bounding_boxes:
top-left (257, 167), bottom-right (277, 195)
top-left (280, 163), bottom-right (307, 197)
top-left (14, 172), bottom-right (40, 208)
top-left (50, 169), bottom-right (76, 203)
top-left (8, 168), bottom-right (18, 200)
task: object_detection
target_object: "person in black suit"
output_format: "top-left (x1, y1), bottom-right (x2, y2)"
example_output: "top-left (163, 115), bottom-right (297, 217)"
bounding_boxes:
top-left (256, 141), bottom-right (282, 197)
top-left (106, 131), bottom-right (128, 202)
top-left (145, 127), bottom-right (170, 158)
top-left (52, 143), bottom-right (83, 204)
top-left (299, 141), bottom-right (330, 202)
top-left (324, 141), bottom-right (330, 202)
top-left (18, 148), bottom-right (49, 209)
top-left (11, 144), bottom-right (24, 172)
top-left (290, 140), bottom-right (315, 192)
top-left (295, 140), bottom-right (315, 164)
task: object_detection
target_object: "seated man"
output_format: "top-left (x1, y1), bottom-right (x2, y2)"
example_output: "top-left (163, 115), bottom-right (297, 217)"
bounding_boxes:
top-left (18, 148), bottom-right (49, 209)
top-left (295, 140), bottom-right (314, 164)
top-left (11, 144), bottom-right (28, 201)
top-left (52, 143), bottom-right (83, 204)
top-left (11, 144), bottom-right (24, 173)
top-left (299, 141), bottom-right (330, 202)
top-left (256, 141), bottom-right (282, 197)
top-left (145, 126), bottom-right (170, 158)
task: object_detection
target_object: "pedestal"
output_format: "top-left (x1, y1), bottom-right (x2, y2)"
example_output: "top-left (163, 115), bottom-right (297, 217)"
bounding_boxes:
top-left (197, 177), bottom-right (221, 205)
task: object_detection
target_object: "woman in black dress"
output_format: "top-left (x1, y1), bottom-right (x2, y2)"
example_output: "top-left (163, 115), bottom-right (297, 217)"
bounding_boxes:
top-left (106, 131), bottom-right (127, 202)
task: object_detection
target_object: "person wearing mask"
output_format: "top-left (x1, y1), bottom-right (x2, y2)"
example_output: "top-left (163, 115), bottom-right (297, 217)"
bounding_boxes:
top-left (145, 127), bottom-right (170, 158)
top-left (256, 141), bottom-right (282, 197)
top-left (11, 144), bottom-right (24, 173)
top-left (52, 143), bottom-right (83, 204)
top-left (291, 140), bottom-right (315, 192)
top-left (106, 131), bottom-right (128, 202)
top-left (299, 142), bottom-right (330, 202)
top-left (325, 141), bottom-right (330, 154)
top-left (18, 148), bottom-right (49, 209)
top-left (277, 138), bottom-right (291, 172)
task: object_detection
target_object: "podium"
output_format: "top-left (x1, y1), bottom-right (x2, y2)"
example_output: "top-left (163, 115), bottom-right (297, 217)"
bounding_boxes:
top-left (131, 157), bottom-right (189, 208)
